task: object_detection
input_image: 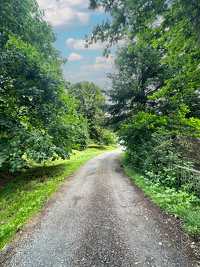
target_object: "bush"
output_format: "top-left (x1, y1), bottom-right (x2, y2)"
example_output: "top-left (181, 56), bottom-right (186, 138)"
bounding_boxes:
top-left (102, 129), bottom-right (117, 145)
top-left (89, 126), bottom-right (117, 145)
top-left (118, 110), bottom-right (200, 188)
top-left (89, 125), bottom-right (104, 144)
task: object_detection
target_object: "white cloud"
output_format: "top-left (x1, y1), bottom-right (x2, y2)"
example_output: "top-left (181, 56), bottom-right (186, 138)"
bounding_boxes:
top-left (95, 54), bottom-right (115, 64)
top-left (81, 63), bottom-right (113, 72)
top-left (63, 71), bottom-right (77, 80)
top-left (66, 38), bottom-right (107, 50)
top-left (78, 54), bottom-right (114, 74)
top-left (36, 0), bottom-right (91, 31)
top-left (66, 36), bottom-right (127, 50)
top-left (66, 38), bottom-right (75, 47)
top-left (95, 56), bottom-right (106, 64)
top-left (68, 52), bottom-right (83, 61)
top-left (117, 39), bottom-right (127, 46)
top-left (63, 70), bottom-right (110, 88)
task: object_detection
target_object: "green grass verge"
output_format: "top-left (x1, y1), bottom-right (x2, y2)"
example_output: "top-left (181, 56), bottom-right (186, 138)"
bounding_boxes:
top-left (120, 153), bottom-right (200, 237)
top-left (0, 145), bottom-right (120, 249)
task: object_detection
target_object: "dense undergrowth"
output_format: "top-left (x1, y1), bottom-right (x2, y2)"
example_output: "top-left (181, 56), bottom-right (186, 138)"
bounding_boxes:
top-left (121, 153), bottom-right (200, 238)
top-left (0, 145), bottom-right (119, 249)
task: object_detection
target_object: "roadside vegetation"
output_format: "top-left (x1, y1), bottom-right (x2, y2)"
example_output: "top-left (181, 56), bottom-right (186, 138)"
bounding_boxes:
top-left (0, 1), bottom-right (116, 173)
top-left (121, 153), bottom-right (200, 237)
top-left (89, 0), bottom-right (200, 237)
top-left (117, 107), bottom-right (200, 238)
top-left (0, 0), bottom-right (119, 249)
top-left (0, 145), bottom-right (120, 249)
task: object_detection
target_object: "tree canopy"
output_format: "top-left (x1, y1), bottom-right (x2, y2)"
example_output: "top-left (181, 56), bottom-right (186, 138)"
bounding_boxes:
top-left (88, 0), bottom-right (200, 100)
top-left (104, 40), bottom-right (200, 128)
top-left (69, 81), bottom-right (106, 123)
top-left (104, 41), bottom-right (176, 127)
top-left (0, 0), bottom-right (85, 171)
top-left (68, 81), bottom-right (106, 141)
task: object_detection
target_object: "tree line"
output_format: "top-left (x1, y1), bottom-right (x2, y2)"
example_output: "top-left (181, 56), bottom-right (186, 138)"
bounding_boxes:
top-left (1, 0), bottom-right (200, 175)
top-left (88, 0), bottom-right (200, 185)
top-left (0, 0), bottom-right (115, 172)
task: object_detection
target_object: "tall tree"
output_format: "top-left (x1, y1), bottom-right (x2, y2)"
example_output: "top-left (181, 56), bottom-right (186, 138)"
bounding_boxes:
top-left (68, 81), bottom-right (106, 140)
top-left (87, 0), bottom-right (200, 100)
top-left (104, 41), bottom-right (175, 127)
top-left (0, 0), bottom-right (82, 171)
top-left (69, 81), bottom-right (106, 122)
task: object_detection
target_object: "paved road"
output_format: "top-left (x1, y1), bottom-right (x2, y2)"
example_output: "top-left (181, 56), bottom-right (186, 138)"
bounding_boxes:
top-left (2, 149), bottom-right (193, 266)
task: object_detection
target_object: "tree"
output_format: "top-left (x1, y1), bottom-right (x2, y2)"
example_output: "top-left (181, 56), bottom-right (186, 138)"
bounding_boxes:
top-left (118, 107), bottom-right (200, 183)
top-left (0, 0), bottom-right (84, 171)
top-left (87, 0), bottom-right (200, 100)
top-left (104, 41), bottom-right (175, 128)
top-left (68, 81), bottom-right (106, 141)
top-left (69, 81), bottom-right (106, 122)
top-left (157, 91), bottom-right (200, 119)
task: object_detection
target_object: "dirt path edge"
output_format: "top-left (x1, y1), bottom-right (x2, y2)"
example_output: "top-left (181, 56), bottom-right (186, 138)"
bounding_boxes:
top-left (0, 154), bottom-right (200, 266)
top-left (120, 158), bottom-right (200, 266)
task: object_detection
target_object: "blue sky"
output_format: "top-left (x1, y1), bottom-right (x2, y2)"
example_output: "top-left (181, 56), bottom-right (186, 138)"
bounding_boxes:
top-left (36, 0), bottom-right (125, 88)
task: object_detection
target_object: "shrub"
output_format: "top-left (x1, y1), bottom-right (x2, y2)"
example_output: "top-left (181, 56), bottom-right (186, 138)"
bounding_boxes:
top-left (118, 110), bottom-right (200, 189)
top-left (102, 129), bottom-right (117, 145)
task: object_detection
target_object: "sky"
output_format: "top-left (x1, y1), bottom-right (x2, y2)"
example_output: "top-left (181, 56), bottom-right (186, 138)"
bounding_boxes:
top-left (36, 0), bottom-right (124, 89)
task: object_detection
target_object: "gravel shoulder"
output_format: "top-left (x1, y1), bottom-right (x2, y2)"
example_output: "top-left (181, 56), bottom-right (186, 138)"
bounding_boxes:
top-left (0, 148), bottom-right (199, 266)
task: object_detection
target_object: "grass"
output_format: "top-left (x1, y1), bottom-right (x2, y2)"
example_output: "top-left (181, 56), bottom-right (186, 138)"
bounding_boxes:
top-left (0, 145), bottom-right (120, 249)
top-left (120, 153), bottom-right (200, 238)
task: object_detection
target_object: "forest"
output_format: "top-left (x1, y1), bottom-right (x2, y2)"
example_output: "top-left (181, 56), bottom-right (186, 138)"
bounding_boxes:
top-left (0, 0), bottom-right (200, 247)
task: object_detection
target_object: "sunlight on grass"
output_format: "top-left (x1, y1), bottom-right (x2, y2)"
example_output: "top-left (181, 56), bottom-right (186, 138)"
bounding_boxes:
top-left (0, 145), bottom-right (120, 249)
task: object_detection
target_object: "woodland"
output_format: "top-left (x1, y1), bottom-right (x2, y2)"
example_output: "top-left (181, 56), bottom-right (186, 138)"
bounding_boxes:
top-left (0, 0), bottom-right (200, 239)
top-left (0, 0), bottom-right (117, 173)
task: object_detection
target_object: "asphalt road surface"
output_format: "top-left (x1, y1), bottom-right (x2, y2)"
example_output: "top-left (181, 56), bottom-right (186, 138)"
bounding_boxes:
top-left (1, 148), bottom-right (195, 266)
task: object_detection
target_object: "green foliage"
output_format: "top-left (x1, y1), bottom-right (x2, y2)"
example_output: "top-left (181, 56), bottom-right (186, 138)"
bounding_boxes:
top-left (0, 145), bottom-right (119, 249)
top-left (89, 125), bottom-right (105, 144)
top-left (68, 81), bottom-right (106, 123)
top-left (0, 0), bottom-right (88, 171)
top-left (104, 41), bottom-right (175, 127)
top-left (104, 40), bottom-right (199, 131)
top-left (147, 0), bottom-right (200, 100)
top-left (156, 92), bottom-right (200, 119)
top-left (119, 110), bottom-right (200, 185)
top-left (73, 119), bottom-right (90, 151)
top-left (102, 129), bottom-right (117, 145)
top-left (88, 0), bottom-right (200, 100)
top-left (88, 126), bottom-right (117, 145)
top-left (121, 157), bottom-right (200, 236)
top-left (68, 81), bottom-right (107, 142)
